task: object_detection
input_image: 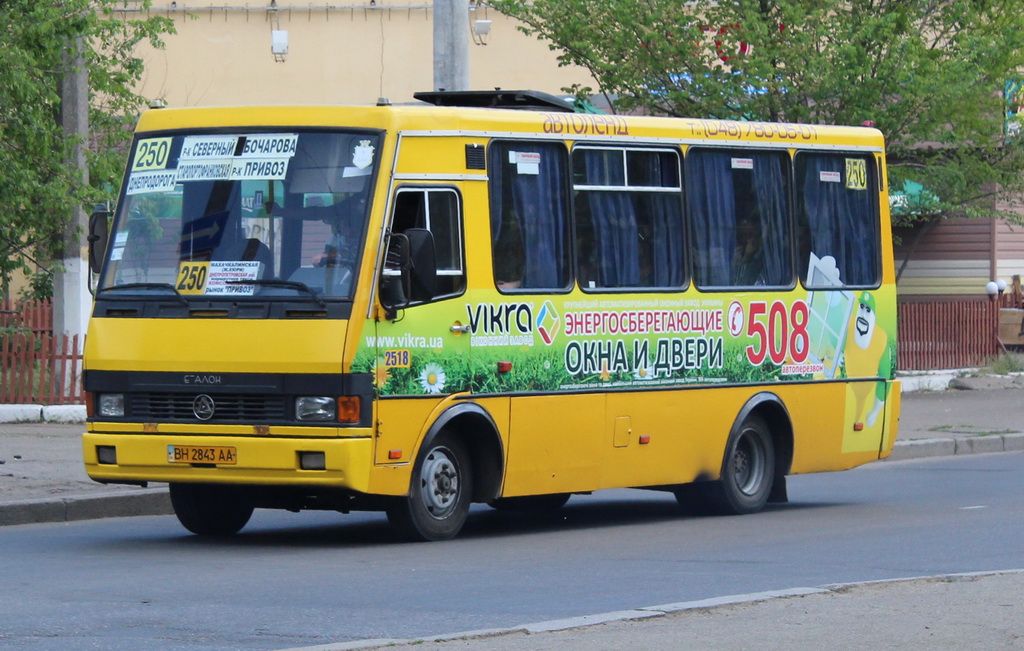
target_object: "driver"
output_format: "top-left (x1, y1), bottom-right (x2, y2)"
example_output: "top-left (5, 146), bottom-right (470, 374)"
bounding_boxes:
top-left (307, 193), bottom-right (365, 267)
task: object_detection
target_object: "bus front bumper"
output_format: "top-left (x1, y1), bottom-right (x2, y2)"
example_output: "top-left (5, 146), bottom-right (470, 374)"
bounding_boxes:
top-left (83, 431), bottom-right (387, 495)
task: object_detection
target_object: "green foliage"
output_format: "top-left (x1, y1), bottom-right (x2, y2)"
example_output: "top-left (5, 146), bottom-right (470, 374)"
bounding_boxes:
top-left (0, 0), bottom-right (173, 289)
top-left (19, 270), bottom-right (54, 302)
top-left (984, 352), bottom-right (1024, 375)
top-left (0, 323), bottom-right (31, 340)
top-left (493, 0), bottom-right (1024, 228)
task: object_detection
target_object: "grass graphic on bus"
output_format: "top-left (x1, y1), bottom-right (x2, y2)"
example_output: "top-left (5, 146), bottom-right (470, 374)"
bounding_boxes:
top-left (352, 339), bottom-right (810, 396)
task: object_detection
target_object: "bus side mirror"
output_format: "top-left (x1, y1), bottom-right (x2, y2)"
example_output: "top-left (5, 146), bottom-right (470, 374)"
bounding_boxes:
top-left (379, 228), bottom-right (437, 320)
top-left (87, 204), bottom-right (111, 275)
top-left (405, 228), bottom-right (437, 303)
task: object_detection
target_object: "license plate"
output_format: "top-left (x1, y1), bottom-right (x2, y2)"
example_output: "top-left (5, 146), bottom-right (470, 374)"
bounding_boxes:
top-left (167, 445), bottom-right (237, 465)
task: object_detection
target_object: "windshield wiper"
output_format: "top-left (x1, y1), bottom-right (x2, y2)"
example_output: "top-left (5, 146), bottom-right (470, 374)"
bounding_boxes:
top-left (227, 279), bottom-right (327, 307)
top-left (97, 283), bottom-right (188, 305)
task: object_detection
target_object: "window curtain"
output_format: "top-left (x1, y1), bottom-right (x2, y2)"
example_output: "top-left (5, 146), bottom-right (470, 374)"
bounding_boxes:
top-left (751, 154), bottom-right (789, 286)
top-left (645, 193), bottom-right (685, 287)
top-left (802, 156), bottom-right (876, 286)
top-left (490, 143), bottom-right (569, 289)
top-left (687, 151), bottom-right (735, 286)
top-left (644, 152), bottom-right (684, 287)
top-left (581, 149), bottom-right (640, 287)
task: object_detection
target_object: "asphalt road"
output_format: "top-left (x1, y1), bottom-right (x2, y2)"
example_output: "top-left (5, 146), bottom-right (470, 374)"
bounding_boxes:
top-left (0, 451), bottom-right (1021, 650)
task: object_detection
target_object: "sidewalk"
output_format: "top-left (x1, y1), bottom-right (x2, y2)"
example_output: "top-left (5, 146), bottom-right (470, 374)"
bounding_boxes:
top-left (0, 421), bottom-right (172, 526)
top-left (311, 570), bottom-right (1024, 650)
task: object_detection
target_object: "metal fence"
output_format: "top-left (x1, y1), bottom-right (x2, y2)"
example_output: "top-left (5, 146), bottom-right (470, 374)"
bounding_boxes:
top-left (897, 301), bottom-right (1001, 371)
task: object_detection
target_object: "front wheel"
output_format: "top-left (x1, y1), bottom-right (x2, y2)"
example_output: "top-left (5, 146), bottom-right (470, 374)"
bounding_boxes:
top-left (387, 434), bottom-right (473, 541)
top-left (677, 414), bottom-right (775, 515)
top-left (169, 483), bottom-right (254, 536)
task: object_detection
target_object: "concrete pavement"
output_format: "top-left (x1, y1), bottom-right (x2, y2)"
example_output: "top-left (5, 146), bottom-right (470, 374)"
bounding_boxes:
top-left (295, 570), bottom-right (1024, 650)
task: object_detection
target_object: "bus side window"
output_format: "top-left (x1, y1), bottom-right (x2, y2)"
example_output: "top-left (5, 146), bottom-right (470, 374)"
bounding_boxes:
top-left (686, 148), bottom-right (792, 290)
top-left (572, 147), bottom-right (684, 291)
top-left (795, 153), bottom-right (880, 288)
top-left (386, 188), bottom-right (465, 305)
top-left (488, 141), bottom-right (572, 292)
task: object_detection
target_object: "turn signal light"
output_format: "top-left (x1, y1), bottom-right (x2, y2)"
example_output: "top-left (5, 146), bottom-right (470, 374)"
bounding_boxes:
top-left (337, 396), bottom-right (361, 423)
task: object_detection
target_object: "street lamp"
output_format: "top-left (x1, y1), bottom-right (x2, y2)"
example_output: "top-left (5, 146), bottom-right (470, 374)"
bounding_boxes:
top-left (986, 281), bottom-right (998, 298)
top-left (985, 280), bottom-right (1006, 302)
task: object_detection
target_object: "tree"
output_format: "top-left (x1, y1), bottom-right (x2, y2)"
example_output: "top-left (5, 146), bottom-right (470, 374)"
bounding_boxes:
top-left (0, 0), bottom-right (172, 296)
top-left (492, 0), bottom-right (1024, 241)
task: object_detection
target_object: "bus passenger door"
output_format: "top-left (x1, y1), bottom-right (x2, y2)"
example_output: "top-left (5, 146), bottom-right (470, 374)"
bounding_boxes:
top-left (372, 187), bottom-right (471, 464)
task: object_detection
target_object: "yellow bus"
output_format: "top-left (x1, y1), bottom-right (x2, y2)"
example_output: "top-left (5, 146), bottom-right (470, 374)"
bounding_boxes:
top-left (83, 90), bottom-right (900, 541)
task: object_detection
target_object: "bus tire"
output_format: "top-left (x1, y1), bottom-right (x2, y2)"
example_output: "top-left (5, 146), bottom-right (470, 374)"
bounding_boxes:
top-left (387, 434), bottom-right (472, 541)
top-left (169, 483), bottom-right (254, 536)
top-left (676, 414), bottom-right (775, 516)
top-left (489, 493), bottom-right (571, 512)
top-left (710, 414), bottom-right (775, 515)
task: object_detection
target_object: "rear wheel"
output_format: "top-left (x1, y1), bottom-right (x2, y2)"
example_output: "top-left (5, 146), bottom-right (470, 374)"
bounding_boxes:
top-left (676, 414), bottom-right (775, 515)
top-left (387, 434), bottom-right (472, 541)
top-left (169, 483), bottom-right (254, 536)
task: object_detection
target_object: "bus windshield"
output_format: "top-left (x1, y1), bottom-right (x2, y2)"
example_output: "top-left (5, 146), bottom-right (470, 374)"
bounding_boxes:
top-left (99, 130), bottom-right (382, 301)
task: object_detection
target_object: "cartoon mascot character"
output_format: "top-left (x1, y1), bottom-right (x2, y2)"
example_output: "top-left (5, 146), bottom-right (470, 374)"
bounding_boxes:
top-left (843, 292), bottom-right (892, 448)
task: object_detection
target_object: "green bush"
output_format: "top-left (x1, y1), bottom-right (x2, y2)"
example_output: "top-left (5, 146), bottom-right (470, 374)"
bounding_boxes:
top-left (984, 353), bottom-right (1024, 375)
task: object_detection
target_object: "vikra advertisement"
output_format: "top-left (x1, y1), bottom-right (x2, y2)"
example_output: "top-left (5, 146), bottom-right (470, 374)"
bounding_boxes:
top-left (351, 285), bottom-right (896, 398)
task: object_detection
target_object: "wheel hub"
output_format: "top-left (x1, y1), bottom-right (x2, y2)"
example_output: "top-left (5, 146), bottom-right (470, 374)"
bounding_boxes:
top-left (733, 430), bottom-right (766, 496)
top-left (419, 448), bottom-right (460, 518)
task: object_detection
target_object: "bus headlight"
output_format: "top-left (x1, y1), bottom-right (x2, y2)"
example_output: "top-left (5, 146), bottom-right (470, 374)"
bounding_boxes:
top-left (296, 396), bottom-right (336, 421)
top-left (97, 393), bottom-right (125, 418)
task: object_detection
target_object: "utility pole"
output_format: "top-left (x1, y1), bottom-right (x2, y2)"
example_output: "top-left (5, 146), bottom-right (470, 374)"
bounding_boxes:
top-left (433, 0), bottom-right (469, 91)
top-left (53, 34), bottom-right (90, 354)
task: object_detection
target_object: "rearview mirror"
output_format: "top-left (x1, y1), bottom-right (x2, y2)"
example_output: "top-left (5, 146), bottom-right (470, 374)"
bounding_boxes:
top-left (379, 228), bottom-right (437, 319)
top-left (87, 203), bottom-right (111, 275)
top-left (405, 228), bottom-right (437, 303)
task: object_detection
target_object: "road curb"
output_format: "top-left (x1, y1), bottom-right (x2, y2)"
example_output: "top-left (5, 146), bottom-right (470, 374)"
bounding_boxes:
top-left (885, 433), bottom-right (1024, 461)
top-left (0, 404), bottom-right (87, 424)
top-left (0, 488), bottom-right (171, 527)
top-left (280, 571), bottom-right (1024, 651)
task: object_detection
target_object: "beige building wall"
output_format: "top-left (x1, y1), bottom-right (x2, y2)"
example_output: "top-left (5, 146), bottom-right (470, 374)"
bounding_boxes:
top-left (123, 1), bottom-right (594, 108)
top-left (894, 217), bottom-right (995, 300)
top-left (996, 198), bottom-right (1024, 285)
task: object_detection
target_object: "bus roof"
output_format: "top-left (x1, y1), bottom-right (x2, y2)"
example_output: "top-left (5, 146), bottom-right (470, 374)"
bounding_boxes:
top-left (134, 100), bottom-right (885, 151)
